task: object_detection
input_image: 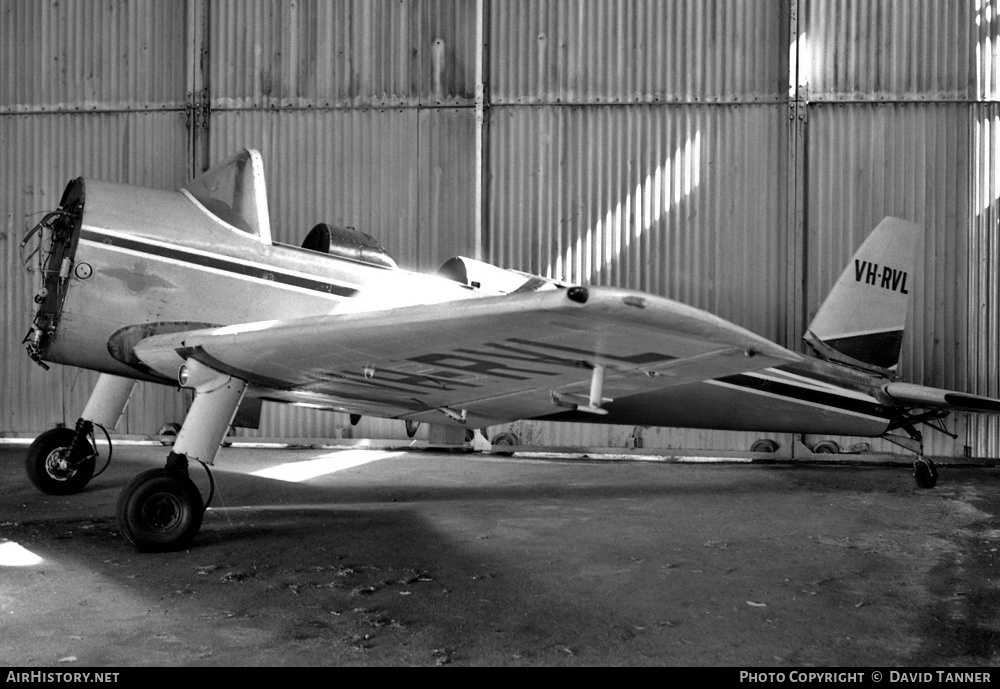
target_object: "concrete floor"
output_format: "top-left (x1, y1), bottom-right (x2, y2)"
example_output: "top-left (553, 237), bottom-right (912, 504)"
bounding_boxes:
top-left (1, 443), bottom-right (999, 667)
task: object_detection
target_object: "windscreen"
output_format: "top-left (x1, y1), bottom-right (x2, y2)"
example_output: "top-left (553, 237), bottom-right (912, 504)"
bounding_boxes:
top-left (183, 149), bottom-right (272, 242)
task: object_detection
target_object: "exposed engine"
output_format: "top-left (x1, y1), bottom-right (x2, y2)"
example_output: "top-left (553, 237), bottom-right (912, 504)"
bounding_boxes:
top-left (21, 178), bottom-right (86, 369)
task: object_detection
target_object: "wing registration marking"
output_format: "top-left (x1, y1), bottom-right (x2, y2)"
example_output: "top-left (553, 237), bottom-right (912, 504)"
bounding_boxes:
top-left (312, 339), bottom-right (676, 398)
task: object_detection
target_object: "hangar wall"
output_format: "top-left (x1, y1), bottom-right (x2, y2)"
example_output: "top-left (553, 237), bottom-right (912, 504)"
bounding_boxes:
top-left (2, 0), bottom-right (999, 457)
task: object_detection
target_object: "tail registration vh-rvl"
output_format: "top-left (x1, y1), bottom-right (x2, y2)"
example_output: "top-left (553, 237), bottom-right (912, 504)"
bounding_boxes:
top-left (18, 149), bottom-right (1000, 551)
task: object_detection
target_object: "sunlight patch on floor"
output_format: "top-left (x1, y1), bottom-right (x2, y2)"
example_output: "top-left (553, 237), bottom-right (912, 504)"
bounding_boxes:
top-left (249, 450), bottom-right (404, 482)
top-left (0, 541), bottom-right (44, 566)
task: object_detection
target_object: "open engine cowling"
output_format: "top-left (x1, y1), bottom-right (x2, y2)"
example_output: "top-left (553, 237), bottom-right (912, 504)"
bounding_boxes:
top-left (301, 223), bottom-right (397, 269)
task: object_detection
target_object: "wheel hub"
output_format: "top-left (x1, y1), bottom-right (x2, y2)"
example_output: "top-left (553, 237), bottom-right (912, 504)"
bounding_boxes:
top-left (44, 448), bottom-right (77, 481)
top-left (141, 492), bottom-right (183, 532)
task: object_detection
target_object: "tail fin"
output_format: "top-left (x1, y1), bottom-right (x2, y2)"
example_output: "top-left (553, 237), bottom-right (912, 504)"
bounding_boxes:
top-left (805, 217), bottom-right (921, 371)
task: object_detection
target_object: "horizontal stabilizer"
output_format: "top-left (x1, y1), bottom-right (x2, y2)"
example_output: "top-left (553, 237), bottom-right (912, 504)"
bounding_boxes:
top-left (883, 382), bottom-right (1000, 414)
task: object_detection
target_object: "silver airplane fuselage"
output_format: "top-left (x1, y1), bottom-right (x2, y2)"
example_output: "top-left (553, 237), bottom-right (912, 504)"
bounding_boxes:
top-left (30, 177), bottom-right (894, 439)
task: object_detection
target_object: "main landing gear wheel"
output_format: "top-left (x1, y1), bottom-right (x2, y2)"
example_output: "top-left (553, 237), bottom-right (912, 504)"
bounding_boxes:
top-left (913, 458), bottom-right (939, 489)
top-left (750, 439), bottom-right (780, 454)
top-left (812, 440), bottom-right (840, 454)
top-left (157, 422), bottom-right (181, 446)
top-left (25, 427), bottom-right (96, 495)
top-left (490, 432), bottom-right (519, 456)
top-left (116, 468), bottom-right (204, 552)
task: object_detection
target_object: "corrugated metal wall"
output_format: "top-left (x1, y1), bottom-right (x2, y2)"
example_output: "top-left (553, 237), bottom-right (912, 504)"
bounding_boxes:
top-left (481, 0), bottom-right (794, 452)
top-left (487, 104), bottom-right (789, 343)
top-left (799, 0), bottom-right (997, 457)
top-left (969, 0), bottom-right (1000, 455)
top-left (2, 0), bottom-right (999, 458)
top-left (488, 0), bottom-right (788, 104)
top-left (971, 100), bottom-right (1000, 455)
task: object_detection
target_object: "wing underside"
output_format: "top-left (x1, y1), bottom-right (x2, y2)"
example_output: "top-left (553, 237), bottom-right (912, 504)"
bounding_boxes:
top-left (133, 287), bottom-right (803, 426)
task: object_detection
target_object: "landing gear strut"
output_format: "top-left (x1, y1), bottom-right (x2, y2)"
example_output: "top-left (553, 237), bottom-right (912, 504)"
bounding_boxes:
top-left (116, 360), bottom-right (247, 551)
top-left (884, 411), bottom-right (948, 489)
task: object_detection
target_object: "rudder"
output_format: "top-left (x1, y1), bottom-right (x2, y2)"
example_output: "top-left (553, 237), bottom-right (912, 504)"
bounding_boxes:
top-left (805, 217), bottom-right (922, 371)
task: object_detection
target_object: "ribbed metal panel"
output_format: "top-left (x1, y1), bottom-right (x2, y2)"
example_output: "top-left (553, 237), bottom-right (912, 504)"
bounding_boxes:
top-left (487, 104), bottom-right (790, 342)
top-left (489, 0), bottom-right (790, 104)
top-left (0, 0), bottom-right (188, 112)
top-left (970, 103), bottom-right (1000, 456)
top-left (799, 0), bottom-right (976, 102)
top-left (208, 0), bottom-right (477, 109)
top-left (974, 0), bottom-right (1000, 101)
top-left (0, 112), bottom-right (190, 434)
top-left (805, 104), bottom-right (970, 389)
top-left (234, 406), bottom-right (417, 442)
top-left (493, 420), bottom-right (788, 454)
top-left (209, 107), bottom-right (475, 270)
top-left (805, 103), bottom-right (971, 457)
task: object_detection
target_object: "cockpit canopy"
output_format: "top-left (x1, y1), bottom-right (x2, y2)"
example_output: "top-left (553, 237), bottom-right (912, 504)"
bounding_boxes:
top-left (183, 149), bottom-right (272, 243)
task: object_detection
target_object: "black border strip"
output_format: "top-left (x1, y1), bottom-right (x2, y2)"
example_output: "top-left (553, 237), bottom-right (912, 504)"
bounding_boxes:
top-left (718, 372), bottom-right (889, 419)
top-left (80, 228), bottom-right (358, 298)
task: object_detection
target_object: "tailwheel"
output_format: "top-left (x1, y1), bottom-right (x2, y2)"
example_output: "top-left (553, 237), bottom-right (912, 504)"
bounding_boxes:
top-left (913, 458), bottom-right (938, 489)
top-left (25, 427), bottom-right (96, 495)
top-left (116, 468), bottom-right (204, 552)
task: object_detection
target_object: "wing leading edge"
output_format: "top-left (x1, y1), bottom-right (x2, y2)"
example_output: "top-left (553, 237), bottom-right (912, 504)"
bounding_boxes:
top-left (133, 287), bottom-right (802, 426)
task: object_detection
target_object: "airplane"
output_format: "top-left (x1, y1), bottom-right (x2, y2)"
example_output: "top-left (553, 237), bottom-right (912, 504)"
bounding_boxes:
top-left (17, 148), bottom-right (1000, 552)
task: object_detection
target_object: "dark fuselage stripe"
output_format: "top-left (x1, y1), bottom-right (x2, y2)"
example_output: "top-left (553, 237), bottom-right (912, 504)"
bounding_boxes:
top-left (79, 229), bottom-right (359, 298)
top-left (718, 372), bottom-right (888, 419)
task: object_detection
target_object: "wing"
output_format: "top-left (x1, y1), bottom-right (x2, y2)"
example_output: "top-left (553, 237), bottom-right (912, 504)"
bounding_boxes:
top-left (133, 287), bottom-right (803, 426)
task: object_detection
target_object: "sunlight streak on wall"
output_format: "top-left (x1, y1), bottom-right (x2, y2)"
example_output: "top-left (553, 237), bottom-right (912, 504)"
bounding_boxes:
top-left (789, 33), bottom-right (808, 98)
top-left (548, 132), bottom-right (702, 285)
top-left (977, 0), bottom-right (999, 100)
top-left (975, 114), bottom-right (1000, 211)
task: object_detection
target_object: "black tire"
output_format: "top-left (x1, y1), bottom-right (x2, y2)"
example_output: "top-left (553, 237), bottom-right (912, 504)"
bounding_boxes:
top-left (812, 440), bottom-right (840, 454)
top-left (117, 468), bottom-right (204, 552)
top-left (913, 459), bottom-right (938, 489)
top-left (750, 439), bottom-right (780, 454)
top-left (490, 432), bottom-right (519, 456)
top-left (157, 422), bottom-right (181, 447)
top-left (25, 427), bottom-right (96, 495)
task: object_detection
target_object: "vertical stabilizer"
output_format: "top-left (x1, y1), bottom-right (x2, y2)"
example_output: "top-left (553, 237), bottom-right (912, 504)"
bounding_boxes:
top-left (805, 217), bottom-right (921, 370)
